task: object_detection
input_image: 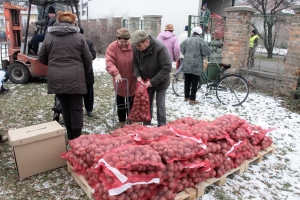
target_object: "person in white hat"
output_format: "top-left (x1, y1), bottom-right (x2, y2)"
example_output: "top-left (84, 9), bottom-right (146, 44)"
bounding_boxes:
top-left (180, 26), bottom-right (212, 105)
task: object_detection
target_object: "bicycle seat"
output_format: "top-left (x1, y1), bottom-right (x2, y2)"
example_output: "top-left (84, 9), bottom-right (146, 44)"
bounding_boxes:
top-left (219, 63), bottom-right (231, 69)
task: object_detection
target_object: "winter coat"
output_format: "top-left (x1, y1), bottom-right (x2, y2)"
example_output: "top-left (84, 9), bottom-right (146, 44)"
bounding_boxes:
top-left (200, 8), bottom-right (211, 27)
top-left (157, 31), bottom-right (180, 61)
top-left (106, 40), bottom-right (136, 97)
top-left (38, 22), bottom-right (93, 95)
top-left (180, 34), bottom-right (212, 76)
top-left (85, 39), bottom-right (96, 86)
top-left (133, 36), bottom-right (172, 91)
top-left (35, 16), bottom-right (56, 34)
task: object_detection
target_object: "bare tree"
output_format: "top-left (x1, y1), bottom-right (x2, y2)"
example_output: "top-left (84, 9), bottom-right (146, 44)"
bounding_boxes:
top-left (240, 0), bottom-right (298, 58)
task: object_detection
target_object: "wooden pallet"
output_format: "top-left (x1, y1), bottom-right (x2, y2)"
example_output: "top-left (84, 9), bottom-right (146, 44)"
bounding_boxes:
top-left (244, 144), bottom-right (276, 171)
top-left (193, 163), bottom-right (245, 198)
top-left (67, 144), bottom-right (276, 200)
top-left (67, 161), bottom-right (94, 200)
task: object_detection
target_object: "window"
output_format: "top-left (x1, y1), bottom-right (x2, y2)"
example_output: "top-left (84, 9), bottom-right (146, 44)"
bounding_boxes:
top-left (0, 18), bottom-right (4, 28)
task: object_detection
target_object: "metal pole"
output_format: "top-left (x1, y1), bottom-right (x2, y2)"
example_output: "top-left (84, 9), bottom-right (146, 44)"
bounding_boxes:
top-left (23, 1), bottom-right (31, 54)
top-left (80, 0), bottom-right (83, 18)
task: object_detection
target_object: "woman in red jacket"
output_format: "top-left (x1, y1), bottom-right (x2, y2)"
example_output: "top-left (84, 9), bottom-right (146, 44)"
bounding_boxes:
top-left (106, 28), bottom-right (136, 128)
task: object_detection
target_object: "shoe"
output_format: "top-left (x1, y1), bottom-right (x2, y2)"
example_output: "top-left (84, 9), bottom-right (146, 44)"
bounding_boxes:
top-left (189, 100), bottom-right (199, 105)
top-left (184, 98), bottom-right (189, 102)
top-left (30, 49), bottom-right (37, 56)
top-left (0, 88), bottom-right (9, 94)
top-left (119, 122), bottom-right (126, 128)
top-left (1, 135), bottom-right (8, 143)
top-left (173, 73), bottom-right (177, 77)
top-left (87, 112), bottom-right (93, 117)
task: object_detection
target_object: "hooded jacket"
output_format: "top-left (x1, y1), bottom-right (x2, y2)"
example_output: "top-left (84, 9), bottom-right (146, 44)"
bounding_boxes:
top-left (133, 36), bottom-right (172, 91)
top-left (38, 22), bottom-right (93, 94)
top-left (157, 31), bottom-right (180, 61)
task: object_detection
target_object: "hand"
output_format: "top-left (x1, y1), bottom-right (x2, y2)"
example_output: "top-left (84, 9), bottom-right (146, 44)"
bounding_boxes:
top-left (115, 74), bottom-right (122, 83)
top-left (137, 77), bottom-right (142, 82)
top-left (145, 81), bottom-right (152, 88)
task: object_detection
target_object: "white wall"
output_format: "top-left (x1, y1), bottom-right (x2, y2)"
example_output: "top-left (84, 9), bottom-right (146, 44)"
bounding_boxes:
top-left (87, 0), bottom-right (200, 36)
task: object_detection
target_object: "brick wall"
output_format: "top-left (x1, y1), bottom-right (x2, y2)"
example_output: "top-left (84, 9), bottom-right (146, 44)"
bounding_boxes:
top-left (281, 6), bottom-right (300, 94)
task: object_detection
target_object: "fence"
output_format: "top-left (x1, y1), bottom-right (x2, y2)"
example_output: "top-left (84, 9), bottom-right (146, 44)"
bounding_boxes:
top-left (240, 14), bottom-right (293, 92)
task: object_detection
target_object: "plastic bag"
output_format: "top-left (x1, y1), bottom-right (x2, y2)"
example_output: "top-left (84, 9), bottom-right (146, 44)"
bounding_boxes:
top-left (128, 80), bottom-right (151, 122)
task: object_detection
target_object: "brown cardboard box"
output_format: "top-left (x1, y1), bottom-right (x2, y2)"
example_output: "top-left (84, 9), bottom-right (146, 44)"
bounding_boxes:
top-left (8, 121), bottom-right (67, 179)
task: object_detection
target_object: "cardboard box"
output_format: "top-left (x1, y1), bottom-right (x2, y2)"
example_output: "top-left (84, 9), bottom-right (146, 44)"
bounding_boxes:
top-left (8, 121), bottom-right (67, 179)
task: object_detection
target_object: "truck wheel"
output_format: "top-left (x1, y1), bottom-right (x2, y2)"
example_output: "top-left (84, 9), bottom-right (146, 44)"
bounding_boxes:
top-left (8, 62), bottom-right (30, 84)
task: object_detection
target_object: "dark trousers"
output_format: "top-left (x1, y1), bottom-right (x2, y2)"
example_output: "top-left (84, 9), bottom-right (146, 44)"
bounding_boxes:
top-left (33, 34), bottom-right (45, 53)
top-left (83, 85), bottom-right (94, 112)
top-left (56, 94), bottom-right (83, 130)
top-left (117, 95), bottom-right (134, 122)
top-left (184, 73), bottom-right (200, 101)
top-left (143, 89), bottom-right (167, 127)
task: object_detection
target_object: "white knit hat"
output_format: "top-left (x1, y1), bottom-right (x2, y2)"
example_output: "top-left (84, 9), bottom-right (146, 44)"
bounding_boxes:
top-left (192, 27), bottom-right (203, 35)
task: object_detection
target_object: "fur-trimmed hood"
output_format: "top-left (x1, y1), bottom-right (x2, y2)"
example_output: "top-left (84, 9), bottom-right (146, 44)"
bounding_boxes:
top-left (48, 23), bottom-right (80, 36)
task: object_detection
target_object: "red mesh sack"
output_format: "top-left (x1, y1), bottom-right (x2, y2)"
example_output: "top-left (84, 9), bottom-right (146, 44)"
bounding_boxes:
top-left (129, 126), bottom-right (175, 145)
top-left (212, 114), bottom-right (247, 133)
top-left (110, 124), bottom-right (144, 137)
top-left (149, 136), bottom-right (205, 163)
top-left (128, 80), bottom-right (151, 122)
top-left (94, 145), bottom-right (164, 195)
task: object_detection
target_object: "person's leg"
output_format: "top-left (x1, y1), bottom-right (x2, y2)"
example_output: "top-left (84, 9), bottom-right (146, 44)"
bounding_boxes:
top-left (190, 75), bottom-right (200, 101)
top-left (56, 94), bottom-right (72, 139)
top-left (184, 73), bottom-right (193, 100)
top-left (33, 34), bottom-right (45, 53)
top-left (68, 94), bottom-right (84, 139)
top-left (143, 90), bottom-right (155, 126)
top-left (116, 95), bottom-right (126, 127)
top-left (156, 89), bottom-right (167, 127)
top-left (83, 84), bottom-right (94, 116)
top-left (175, 58), bottom-right (184, 76)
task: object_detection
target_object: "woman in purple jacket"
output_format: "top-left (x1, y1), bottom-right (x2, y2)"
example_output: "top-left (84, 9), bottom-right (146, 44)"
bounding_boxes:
top-left (157, 24), bottom-right (180, 62)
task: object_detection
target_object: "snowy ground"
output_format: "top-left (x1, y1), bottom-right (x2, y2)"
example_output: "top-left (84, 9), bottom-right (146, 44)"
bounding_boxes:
top-left (93, 58), bottom-right (300, 200)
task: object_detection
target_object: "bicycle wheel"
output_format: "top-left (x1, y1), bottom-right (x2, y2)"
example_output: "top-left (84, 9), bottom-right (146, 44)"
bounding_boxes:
top-left (216, 74), bottom-right (249, 106)
top-left (172, 72), bottom-right (185, 97)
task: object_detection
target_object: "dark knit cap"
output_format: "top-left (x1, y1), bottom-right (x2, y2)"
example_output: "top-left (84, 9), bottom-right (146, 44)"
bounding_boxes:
top-left (48, 6), bottom-right (56, 14)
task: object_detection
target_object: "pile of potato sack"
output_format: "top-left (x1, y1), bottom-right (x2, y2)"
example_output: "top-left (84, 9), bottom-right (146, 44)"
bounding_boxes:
top-left (62, 114), bottom-right (273, 200)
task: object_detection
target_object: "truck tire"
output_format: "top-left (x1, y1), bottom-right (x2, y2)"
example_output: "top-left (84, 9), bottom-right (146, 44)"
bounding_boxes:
top-left (8, 62), bottom-right (30, 84)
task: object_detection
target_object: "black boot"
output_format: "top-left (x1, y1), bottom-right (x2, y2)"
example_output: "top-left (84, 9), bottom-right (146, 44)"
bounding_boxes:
top-left (73, 129), bottom-right (82, 139)
top-left (66, 126), bottom-right (73, 140)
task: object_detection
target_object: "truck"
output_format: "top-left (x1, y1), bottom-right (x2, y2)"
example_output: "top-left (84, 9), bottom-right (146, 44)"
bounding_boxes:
top-left (2, 0), bottom-right (81, 84)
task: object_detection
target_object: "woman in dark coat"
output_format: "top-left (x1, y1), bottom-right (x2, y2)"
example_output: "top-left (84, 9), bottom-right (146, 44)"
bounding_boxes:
top-left (38, 11), bottom-right (93, 140)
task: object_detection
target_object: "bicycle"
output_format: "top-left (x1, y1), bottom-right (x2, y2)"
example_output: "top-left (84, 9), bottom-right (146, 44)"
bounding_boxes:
top-left (172, 63), bottom-right (249, 106)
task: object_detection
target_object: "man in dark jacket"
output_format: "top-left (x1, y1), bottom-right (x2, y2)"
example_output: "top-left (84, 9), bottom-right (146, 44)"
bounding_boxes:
top-left (79, 27), bottom-right (96, 117)
top-left (32, 6), bottom-right (57, 54)
top-left (38, 11), bottom-right (92, 140)
top-left (131, 30), bottom-right (172, 127)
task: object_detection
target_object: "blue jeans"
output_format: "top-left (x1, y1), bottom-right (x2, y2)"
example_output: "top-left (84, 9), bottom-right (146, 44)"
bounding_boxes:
top-left (175, 58), bottom-right (184, 75)
top-left (143, 89), bottom-right (167, 127)
top-left (33, 34), bottom-right (45, 53)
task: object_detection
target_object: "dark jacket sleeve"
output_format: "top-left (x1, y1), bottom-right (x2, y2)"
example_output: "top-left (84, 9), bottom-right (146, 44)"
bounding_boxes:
top-left (133, 48), bottom-right (142, 78)
top-left (149, 46), bottom-right (172, 87)
top-left (86, 39), bottom-right (96, 60)
top-left (37, 34), bottom-right (49, 65)
top-left (35, 17), bottom-right (47, 26)
top-left (81, 38), bottom-right (93, 75)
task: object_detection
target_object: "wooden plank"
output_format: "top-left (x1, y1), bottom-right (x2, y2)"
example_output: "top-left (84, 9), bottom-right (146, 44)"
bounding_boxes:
top-left (174, 191), bottom-right (192, 200)
top-left (194, 181), bottom-right (210, 198)
top-left (258, 144), bottom-right (276, 163)
top-left (67, 161), bottom-right (94, 200)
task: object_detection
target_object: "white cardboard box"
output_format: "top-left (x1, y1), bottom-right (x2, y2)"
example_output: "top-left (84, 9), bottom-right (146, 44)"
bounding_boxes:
top-left (8, 121), bottom-right (67, 179)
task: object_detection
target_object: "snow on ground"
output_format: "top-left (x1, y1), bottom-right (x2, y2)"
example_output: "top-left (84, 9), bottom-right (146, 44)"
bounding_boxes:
top-left (93, 58), bottom-right (300, 199)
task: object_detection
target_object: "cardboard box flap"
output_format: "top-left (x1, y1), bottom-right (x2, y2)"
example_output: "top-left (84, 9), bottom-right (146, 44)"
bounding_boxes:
top-left (8, 121), bottom-right (66, 147)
